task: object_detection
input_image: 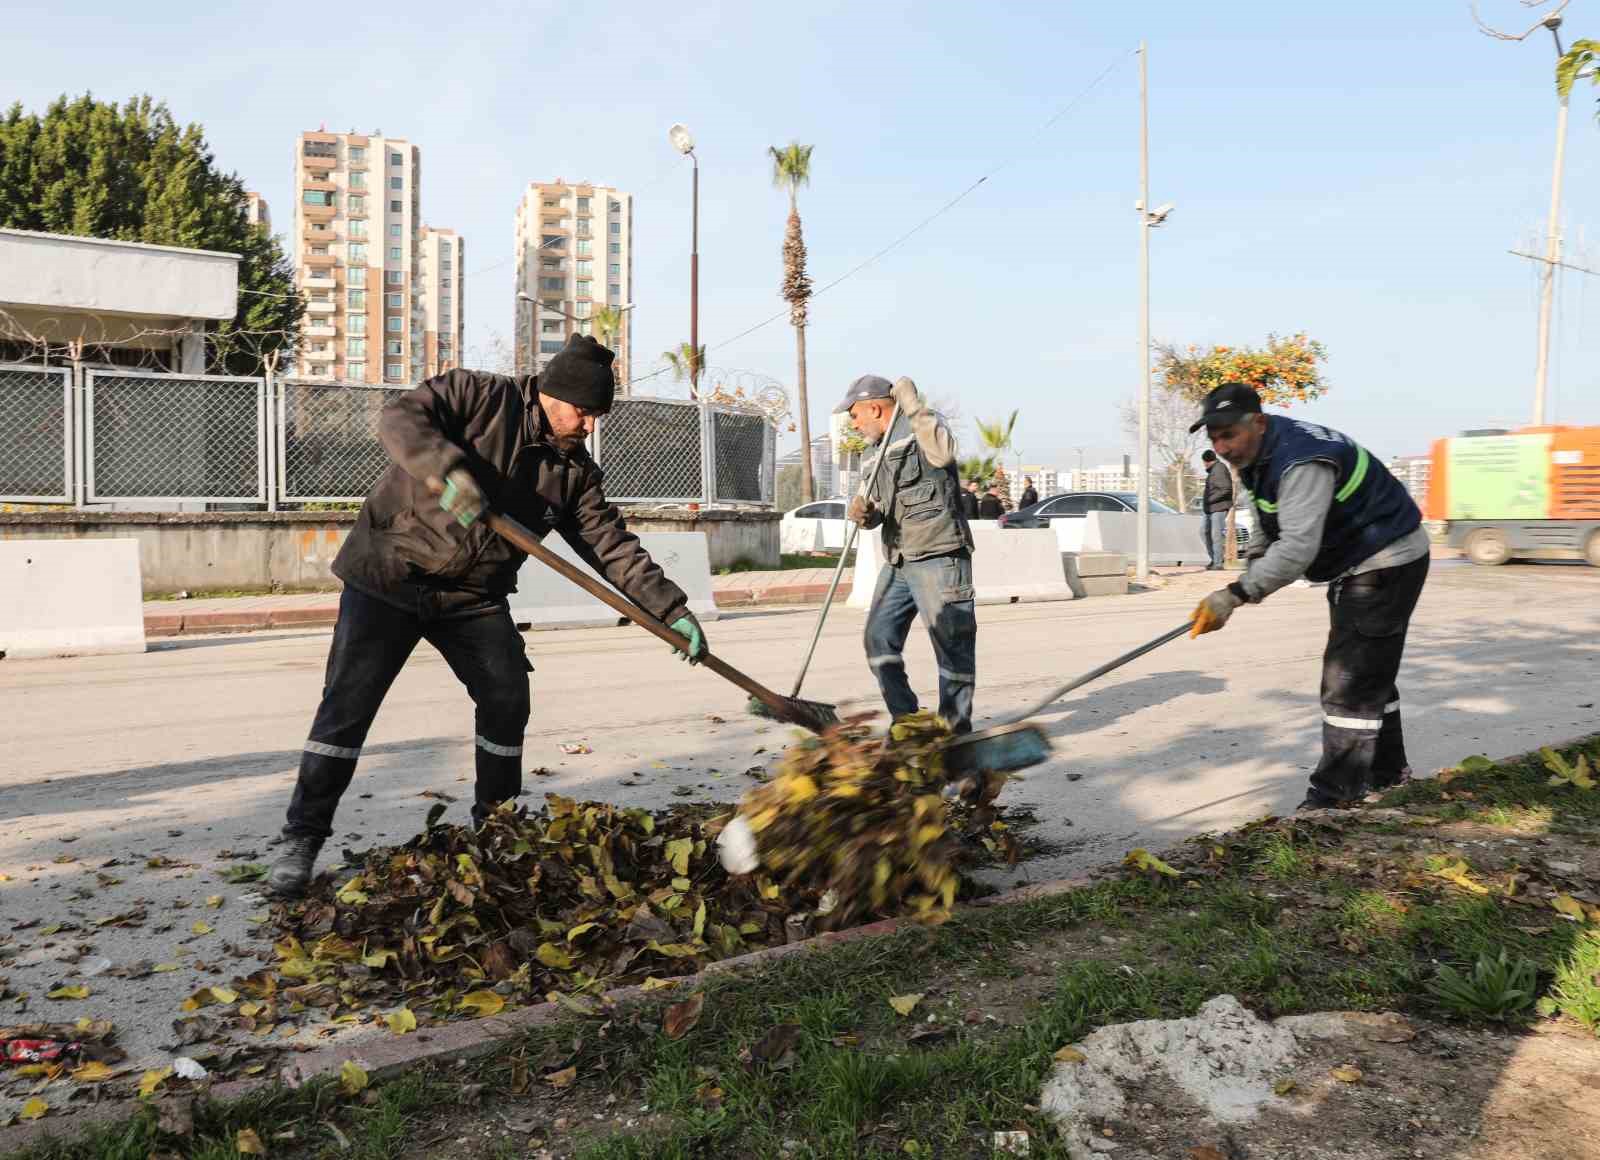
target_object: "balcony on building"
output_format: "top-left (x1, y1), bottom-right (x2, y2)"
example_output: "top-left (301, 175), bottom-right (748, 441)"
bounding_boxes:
top-left (302, 153), bottom-right (337, 173)
top-left (303, 322), bottom-right (337, 338)
top-left (302, 271), bottom-right (337, 289)
top-left (301, 178), bottom-right (337, 194)
top-left (303, 346), bottom-right (336, 362)
top-left (304, 253), bottom-right (337, 271)
top-left (302, 203), bottom-right (336, 223)
top-left (304, 299), bottom-right (337, 315)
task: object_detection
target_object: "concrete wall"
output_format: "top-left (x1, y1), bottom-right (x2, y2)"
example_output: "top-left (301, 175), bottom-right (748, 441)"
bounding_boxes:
top-left (0, 228), bottom-right (238, 321)
top-left (0, 506), bottom-right (780, 595)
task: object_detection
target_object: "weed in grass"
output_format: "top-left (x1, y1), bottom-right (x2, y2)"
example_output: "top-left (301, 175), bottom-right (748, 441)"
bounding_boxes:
top-left (1341, 890), bottom-right (1406, 937)
top-left (1257, 833), bottom-right (1309, 880)
top-left (1541, 929), bottom-right (1600, 1035)
top-left (1428, 948), bottom-right (1540, 1022)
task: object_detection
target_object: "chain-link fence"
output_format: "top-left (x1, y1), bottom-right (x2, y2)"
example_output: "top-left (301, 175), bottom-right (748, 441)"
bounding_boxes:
top-left (0, 367), bottom-right (774, 508)
top-left (278, 380), bottom-right (405, 502)
top-left (0, 364), bottom-right (72, 502)
top-left (85, 370), bottom-right (266, 502)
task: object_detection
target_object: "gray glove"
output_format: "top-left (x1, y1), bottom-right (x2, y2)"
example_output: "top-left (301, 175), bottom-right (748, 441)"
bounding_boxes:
top-left (891, 376), bottom-right (924, 418)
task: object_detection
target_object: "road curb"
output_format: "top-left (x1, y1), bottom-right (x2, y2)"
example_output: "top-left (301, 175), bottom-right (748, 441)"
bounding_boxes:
top-left (0, 872), bottom-right (1092, 1152)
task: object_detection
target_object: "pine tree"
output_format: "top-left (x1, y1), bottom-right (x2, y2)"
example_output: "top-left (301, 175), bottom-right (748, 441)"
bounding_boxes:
top-left (0, 95), bottom-right (302, 373)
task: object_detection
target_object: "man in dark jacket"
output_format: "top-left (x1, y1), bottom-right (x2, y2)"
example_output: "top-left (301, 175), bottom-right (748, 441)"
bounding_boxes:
top-left (843, 374), bottom-right (977, 733)
top-left (1188, 383), bottom-right (1430, 812)
top-left (267, 334), bottom-right (707, 896)
top-left (1020, 477), bottom-right (1039, 509)
top-left (959, 480), bottom-right (981, 521)
top-left (1200, 449), bottom-right (1233, 569)
top-left (977, 486), bottom-right (1004, 521)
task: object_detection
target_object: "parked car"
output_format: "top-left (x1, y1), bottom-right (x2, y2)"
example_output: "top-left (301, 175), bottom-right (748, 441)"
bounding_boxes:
top-left (997, 491), bottom-right (1178, 529)
top-left (1187, 494), bottom-right (1258, 551)
top-left (780, 499), bottom-right (849, 553)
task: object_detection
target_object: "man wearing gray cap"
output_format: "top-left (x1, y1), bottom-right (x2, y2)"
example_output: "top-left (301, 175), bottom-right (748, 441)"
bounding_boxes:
top-left (837, 374), bottom-right (976, 733)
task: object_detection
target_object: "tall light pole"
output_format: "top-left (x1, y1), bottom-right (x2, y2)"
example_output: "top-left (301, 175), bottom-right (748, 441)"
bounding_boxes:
top-left (669, 123), bottom-right (700, 393)
top-left (1533, 13), bottom-right (1569, 427)
top-left (1136, 41), bottom-right (1152, 582)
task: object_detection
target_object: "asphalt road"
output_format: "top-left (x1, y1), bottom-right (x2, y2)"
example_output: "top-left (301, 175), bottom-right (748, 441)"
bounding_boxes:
top-left (1, 558), bottom-right (1596, 1120)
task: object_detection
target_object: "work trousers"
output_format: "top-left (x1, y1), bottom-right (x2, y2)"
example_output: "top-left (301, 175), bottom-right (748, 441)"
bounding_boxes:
top-left (1306, 553), bottom-right (1430, 805)
top-left (284, 585), bottom-right (531, 839)
top-left (1201, 511), bottom-right (1229, 568)
top-left (863, 552), bottom-right (977, 734)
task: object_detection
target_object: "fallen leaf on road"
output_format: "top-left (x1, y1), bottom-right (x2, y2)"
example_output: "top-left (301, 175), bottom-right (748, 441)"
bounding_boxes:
top-left (70, 1061), bottom-right (119, 1083)
top-left (220, 864), bottom-right (267, 884)
top-left (546, 1065), bottom-right (577, 1088)
top-left (139, 1067), bottom-right (173, 1097)
top-left (457, 990), bottom-right (505, 1017)
top-left (20, 1098), bottom-right (48, 1121)
top-left (1427, 856), bottom-right (1489, 895)
top-left (1329, 1065), bottom-right (1363, 1084)
top-left (236, 1127), bottom-right (267, 1154)
top-left (47, 985), bottom-right (89, 1000)
top-left (1122, 848), bottom-right (1180, 878)
top-left (1274, 1078), bottom-right (1298, 1096)
top-left (385, 1007), bottom-right (417, 1035)
top-left (663, 992), bottom-right (705, 1039)
top-left (205, 895), bottom-right (224, 909)
top-left (1053, 1046), bottom-right (1087, 1063)
top-left (1189, 1148), bottom-right (1227, 1160)
top-left (338, 1060), bottom-right (368, 1095)
top-left (190, 921), bottom-right (213, 935)
top-left (152, 963), bottom-right (182, 973)
top-left (560, 743), bottom-right (593, 755)
top-left (888, 993), bottom-right (924, 1017)
top-left (417, 790), bottom-right (458, 803)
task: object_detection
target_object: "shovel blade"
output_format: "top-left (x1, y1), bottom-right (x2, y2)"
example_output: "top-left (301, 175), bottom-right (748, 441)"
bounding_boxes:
top-left (943, 721), bottom-right (1051, 777)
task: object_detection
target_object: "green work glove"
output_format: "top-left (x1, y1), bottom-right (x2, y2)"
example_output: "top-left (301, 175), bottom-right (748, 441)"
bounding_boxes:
top-left (437, 467), bottom-right (486, 528)
top-left (669, 613), bottom-right (707, 665)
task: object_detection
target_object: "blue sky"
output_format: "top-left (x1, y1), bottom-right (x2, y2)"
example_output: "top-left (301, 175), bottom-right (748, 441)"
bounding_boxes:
top-left (12, 0), bottom-right (1600, 471)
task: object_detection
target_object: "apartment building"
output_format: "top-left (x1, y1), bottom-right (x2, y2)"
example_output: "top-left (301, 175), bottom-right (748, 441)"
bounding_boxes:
top-left (1388, 454), bottom-right (1433, 503)
top-left (513, 180), bottom-right (632, 386)
top-left (292, 131), bottom-right (432, 385)
top-left (417, 226), bottom-right (464, 378)
top-left (245, 192), bottom-right (270, 232)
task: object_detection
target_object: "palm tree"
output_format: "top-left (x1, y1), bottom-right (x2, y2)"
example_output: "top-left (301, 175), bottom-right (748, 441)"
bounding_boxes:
top-left (593, 305), bottom-right (623, 389)
top-left (662, 342), bottom-right (706, 398)
top-left (769, 142), bottom-right (816, 502)
top-left (975, 411), bottom-right (1019, 509)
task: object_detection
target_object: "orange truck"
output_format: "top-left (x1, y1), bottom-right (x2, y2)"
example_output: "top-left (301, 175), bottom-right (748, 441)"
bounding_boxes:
top-left (1424, 425), bottom-right (1600, 566)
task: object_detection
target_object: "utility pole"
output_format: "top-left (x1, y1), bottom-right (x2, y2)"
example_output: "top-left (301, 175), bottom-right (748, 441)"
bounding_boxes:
top-left (1534, 31), bottom-right (1569, 427)
top-left (1136, 40), bottom-right (1152, 581)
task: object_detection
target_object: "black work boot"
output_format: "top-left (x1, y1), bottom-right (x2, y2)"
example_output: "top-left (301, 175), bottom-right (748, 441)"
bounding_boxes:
top-left (267, 834), bottom-right (325, 898)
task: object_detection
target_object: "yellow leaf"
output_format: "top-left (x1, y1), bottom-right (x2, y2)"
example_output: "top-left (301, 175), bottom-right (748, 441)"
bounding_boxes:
top-left (362, 949), bottom-right (397, 969)
top-left (71, 1061), bottom-right (118, 1083)
top-left (888, 993), bottom-right (924, 1017)
top-left (153, 963), bottom-right (182, 973)
top-left (641, 976), bottom-right (678, 992)
top-left (1054, 1046), bottom-right (1087, 1063)
top-left (19, 1098), bottom-right (48, 1121)
top-left (1427, 856), bottom-right (1489, 895)
top-left (665, 837), bottom-right (694, 876)
top-left (279, 957), bottom-right (319, 980)
top-left (1329, 1065), bottom-right (1363, 1084)
top-left (139, 1067), bottom-right (173, 1098)
top-left (457, 990), bottom-right (506, 1017)
top-left (339, 1060), bottom-right (368, 1096)
top-left (191, 920), bottom-right (213, 935)
top-left (205, 895), bottom-right (224, 909)
top-left (1274, 1078), bottom-right (1298, 1096)
top-left (239, 1002), bottom-right (263, 1019)
top-left (1552, 894), bottom-right (1589, 921)
top-left (565, 922), bottom-right (598, 942)
top-left (337, 876), bottom-right (369, 904)
top-left (536, 942), bottom-right (574, 970)
top-left (386, 1007), bottom-right (417, 1035)
top-left (1122, 848), bottom-right (1180, 878)
top-left (47, 985), bottom-right (89, 1000)
top-left (210, 986), bottom-right (238, 1005)
top-left (236, 1126), bottom-right (268, 1155)
top-left (546, 1065), bottom-right (577, 1089)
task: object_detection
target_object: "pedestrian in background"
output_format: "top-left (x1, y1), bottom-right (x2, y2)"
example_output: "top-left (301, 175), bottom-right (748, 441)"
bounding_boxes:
top-left (959, 479), bottom-right (981, 521)
top-left (1020, 476), bottom-right (1039, 509)
top-left (1201, 449), bottom-right (1234, 570)
top-left (978, 484), bottom-right (1004, 521)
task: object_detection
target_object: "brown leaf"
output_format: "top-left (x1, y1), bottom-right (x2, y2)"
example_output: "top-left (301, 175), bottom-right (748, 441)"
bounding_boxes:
top-left (749, 1023), bottom-right (802, 1068)
top-left (157, 1097), bottom-right (195, 1137)
top-left (236, 1127), bottom-right (267, 1155)
top-left (1054, 1046), bottom-right (1087, 1063)
top-left (481, 940), bottom-right (516, 980)
top-left (1329, 1064), bottom-right (1363, 1084)
top-left (546, 1065), bottom-right (577, 1089)
top-left (1190, 1148), bottom-right (1228, 1160)
top-left (663, 992), bottom-right (705, 1040)
top-left (1343, 1012), bottom-right (1415, 1043)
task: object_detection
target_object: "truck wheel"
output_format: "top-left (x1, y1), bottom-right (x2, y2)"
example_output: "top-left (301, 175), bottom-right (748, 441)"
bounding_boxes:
top-left (1464, 528), bottom-right (1510, 566)
top-left (1585, 529), bottom-right (1600, 568)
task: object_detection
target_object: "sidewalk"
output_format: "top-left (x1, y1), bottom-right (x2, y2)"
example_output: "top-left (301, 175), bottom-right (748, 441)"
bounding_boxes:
top-left (142, 568), bottom-right (855, 636)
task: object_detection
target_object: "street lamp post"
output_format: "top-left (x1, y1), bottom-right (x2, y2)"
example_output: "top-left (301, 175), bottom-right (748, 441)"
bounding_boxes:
top-left (668, 123), bottom-right (700, 393)
top-left (1134, 41), bottom-right (1175, 582)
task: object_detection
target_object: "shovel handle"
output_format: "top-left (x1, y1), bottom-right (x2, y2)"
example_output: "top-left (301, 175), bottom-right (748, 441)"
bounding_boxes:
top-left (1009, 620), bottom-right (1195, 723)
top-left (485, 512), bottom-right (797, 721)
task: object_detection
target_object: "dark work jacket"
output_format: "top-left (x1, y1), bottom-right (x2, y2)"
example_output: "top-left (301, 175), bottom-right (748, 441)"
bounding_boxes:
top-left (1241, 415), bottom-right (1421, 582)
top-left (959, 490), bottom-right (980, 520)
top-left (1019, 487), bottom-right (1038, 509)
top-left (1203, 460), bottom-right (1234, 513)
top-left (333, 369), bottom-right (689, 622)
top-left (977, 494), bottom-right (1004, 521)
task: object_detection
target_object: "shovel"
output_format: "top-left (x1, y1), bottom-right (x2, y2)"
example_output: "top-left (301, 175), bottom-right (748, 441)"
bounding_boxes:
top-left (941, 620), bottom-right (1195, 777)
top-left (486, 512), bottom-right (840, 734)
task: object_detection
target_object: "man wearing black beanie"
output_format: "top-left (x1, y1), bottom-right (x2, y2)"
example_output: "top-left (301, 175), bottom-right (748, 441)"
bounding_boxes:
top-left (267, 333), bottom-right (709, 897)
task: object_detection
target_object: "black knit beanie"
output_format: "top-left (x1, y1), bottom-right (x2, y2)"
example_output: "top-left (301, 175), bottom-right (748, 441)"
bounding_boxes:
top-left (539, 333), bottom-right (616, 411)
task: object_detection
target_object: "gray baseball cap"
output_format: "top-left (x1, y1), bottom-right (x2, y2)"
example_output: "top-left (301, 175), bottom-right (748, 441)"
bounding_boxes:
top-left (833, 374), bottom-right (893, 415)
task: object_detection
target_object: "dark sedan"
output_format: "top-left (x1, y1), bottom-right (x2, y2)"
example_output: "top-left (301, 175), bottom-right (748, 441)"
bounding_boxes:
top-left (997, 491), bottom-right (1177, 528)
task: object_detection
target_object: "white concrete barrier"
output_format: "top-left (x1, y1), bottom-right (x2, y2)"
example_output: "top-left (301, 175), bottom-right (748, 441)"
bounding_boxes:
top-left (1052, 518), bottom-right (1087, 554)
top-left (845, 523), bottom-right (1073, 609)
top-left (507, 532), bottom-right (721, 630)
top-left (1083, 511), bottom-right (1207, 567)
top-left (779, 517), bottom-right (849, 554)
top-left (0, 539), bottom-right (146, 659)
top-left (970, 523), bottom-right (1074, 603)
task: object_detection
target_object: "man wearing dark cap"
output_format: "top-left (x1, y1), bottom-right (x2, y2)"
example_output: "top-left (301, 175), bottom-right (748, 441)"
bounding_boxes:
top-left (838, 374), bottom-right (977, 733)
top-left (267, 334), bottom-right (708, 895)
top-left (1187, 383), bottom-right (1430, 811)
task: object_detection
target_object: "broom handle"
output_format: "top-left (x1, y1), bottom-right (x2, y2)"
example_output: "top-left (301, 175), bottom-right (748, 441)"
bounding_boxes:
top-left (788, 400), bottom-right (902, 698)
top-left (486, 512), bottom-right (796, 720)
top-left (1008, 621), bottom-right (1195, 723)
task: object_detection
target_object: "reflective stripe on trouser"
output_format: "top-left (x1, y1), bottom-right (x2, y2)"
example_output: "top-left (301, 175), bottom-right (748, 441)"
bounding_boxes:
top-left (863, 553), bottom-right (977, 734)
top-left (1307, 554), bottom-right (1429, 803)
top-left (285, 586), bottom-right (531, 839)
